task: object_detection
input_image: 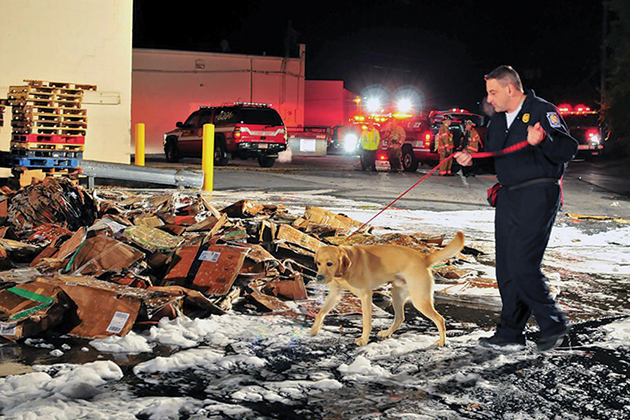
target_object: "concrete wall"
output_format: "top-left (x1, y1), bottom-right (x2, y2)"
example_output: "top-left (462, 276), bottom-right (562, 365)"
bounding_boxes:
top-left (132, 48), bottom-right (305, 154)
top-left (0, 0), bottom-right (133, 163)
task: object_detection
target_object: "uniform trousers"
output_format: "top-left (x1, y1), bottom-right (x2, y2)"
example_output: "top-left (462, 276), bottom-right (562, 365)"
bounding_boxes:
top-left (494, 182), bottom-right (567, 341)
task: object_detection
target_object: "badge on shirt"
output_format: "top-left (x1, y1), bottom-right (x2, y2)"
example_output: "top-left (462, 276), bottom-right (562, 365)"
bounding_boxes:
top-left (522, 113), bottom-right (530, 123)
top-left (546, 112), bottom-right (562, 128)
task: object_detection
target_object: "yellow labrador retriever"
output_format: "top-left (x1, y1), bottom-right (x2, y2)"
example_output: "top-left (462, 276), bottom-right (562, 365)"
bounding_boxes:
top-left (311, 231), bottom-right (465, 347)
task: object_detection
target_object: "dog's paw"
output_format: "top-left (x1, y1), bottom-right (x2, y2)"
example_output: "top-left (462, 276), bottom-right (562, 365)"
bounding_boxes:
top-left (433, 339), bottom-right (446, 347)
top-left (377, 330), bottom-right (392, 339)
top-left (354, 337), bottom-right (369, 346)
top-left (309, 326), bottom-right (320, 336)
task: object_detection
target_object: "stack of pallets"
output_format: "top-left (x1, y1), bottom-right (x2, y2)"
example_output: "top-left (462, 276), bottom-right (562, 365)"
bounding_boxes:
top-left (7, 79), bottom-right (97, 186)
top-left (0, 99), bottom-right (7, 127)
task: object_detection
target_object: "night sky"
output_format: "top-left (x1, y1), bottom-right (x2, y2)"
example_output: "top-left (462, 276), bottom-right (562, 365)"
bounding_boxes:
top-left (133, 0), bottom-right (604, 112)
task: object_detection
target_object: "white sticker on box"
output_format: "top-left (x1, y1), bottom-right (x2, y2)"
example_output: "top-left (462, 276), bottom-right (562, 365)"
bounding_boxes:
top-left (0, 322), bottom-right (17, 336)
top-left (199, 251), bottom-right (221, 262)
top-left (106, 311), bottom-right (130, 334)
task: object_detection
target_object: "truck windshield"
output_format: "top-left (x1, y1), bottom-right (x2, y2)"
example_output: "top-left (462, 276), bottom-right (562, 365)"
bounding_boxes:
top-left (239, 109), bottom-right (284, 126)
top-left (562, 114), bottom-right (600, 127)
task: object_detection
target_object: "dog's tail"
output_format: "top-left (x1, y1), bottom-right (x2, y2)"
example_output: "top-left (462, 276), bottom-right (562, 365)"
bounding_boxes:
top-left (426, 231), bottom-right (465, 266)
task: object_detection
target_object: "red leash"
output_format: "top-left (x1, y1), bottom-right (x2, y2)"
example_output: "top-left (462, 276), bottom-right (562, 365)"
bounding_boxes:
top-left (347, 140), bottom-right (531, 237)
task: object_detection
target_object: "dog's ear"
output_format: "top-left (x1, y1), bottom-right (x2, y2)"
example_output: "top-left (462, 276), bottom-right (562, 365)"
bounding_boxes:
top-left (336, 249), bottom-right (351, 277)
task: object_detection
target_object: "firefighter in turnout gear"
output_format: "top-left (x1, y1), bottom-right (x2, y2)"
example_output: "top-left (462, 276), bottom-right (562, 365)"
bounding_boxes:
top-left (359, 121), bottom-right (381, 171)
top-left (461, 119), bottom-right (481, 177)
top-left (384, 119), bottom-right (406, 173)
top-left (436, 115), bottom-right (454, 175)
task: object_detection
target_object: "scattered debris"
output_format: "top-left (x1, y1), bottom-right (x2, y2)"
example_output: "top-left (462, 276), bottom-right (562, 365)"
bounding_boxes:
top-left (0, 179), bottom-right (483, 342)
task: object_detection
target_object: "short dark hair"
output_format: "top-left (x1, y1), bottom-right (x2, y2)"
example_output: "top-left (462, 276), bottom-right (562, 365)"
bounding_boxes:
top-left (485, 65), bottom-right (523, 91)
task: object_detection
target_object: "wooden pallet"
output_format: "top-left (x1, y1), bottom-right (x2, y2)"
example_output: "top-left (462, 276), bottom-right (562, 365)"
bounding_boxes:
top-left (11, 134), bottom-right (85, 144)
top-left (61, 114), bottom-right (87, 123)
top-left (11, 156), bottom-right (80, 169)
top-left (9, 85), bottom-right (56, 95)
top-left (12, 127), bottom-right (58, 135)
top-left (12, 113), bottom-right (61, 123)
top-left (11, 119), bottom-right (59, 128)
top-left (58, 128), bottom-right (86, 136)
top-left (58, 108), bottom-right (87, 116)
top-left (57, 100), bottom-right (83, 109)
top-left (11, 141), bottom-right (85, 152)
top-left (11, 148), bottom-right (83, 159)
top-left (9, 98), bottom-right (56, 107)
top-left (12, 105), bottom-right (60, 115)
top-left (24, 79), bottom-right (97, 91)
top-left (8, 91), bottom-right (55, 101)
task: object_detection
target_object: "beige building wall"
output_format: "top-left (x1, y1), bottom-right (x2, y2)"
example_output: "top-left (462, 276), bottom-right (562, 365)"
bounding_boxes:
top-left (132, 48), bottom-right (305, 154)
top-left (0, 0), bottom-right (133, 163)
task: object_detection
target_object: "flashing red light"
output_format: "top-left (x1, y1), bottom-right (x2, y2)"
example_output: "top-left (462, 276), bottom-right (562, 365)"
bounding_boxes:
top-left (587, 129), bottom-right (599, 138)
top-left (557, 104), bottom-right (572, 114)
top-left (378, 153), bottom-right (387, 160)
top-left (575, 104), bottom-right (589, 113)
top-left (424, 132), bottom-right (432, 143)
top-left (234, 127), bottom-right (241, 138)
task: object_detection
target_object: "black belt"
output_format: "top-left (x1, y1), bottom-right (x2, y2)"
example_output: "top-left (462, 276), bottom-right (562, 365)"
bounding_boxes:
top-left (506, 178), bottom-right (559, 191)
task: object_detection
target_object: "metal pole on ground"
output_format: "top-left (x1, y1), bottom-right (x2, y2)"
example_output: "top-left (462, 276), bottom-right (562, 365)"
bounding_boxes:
top-left (202, 123), bottom-right (215, 192)
top-left (135, 123), bottom-right (145, 166)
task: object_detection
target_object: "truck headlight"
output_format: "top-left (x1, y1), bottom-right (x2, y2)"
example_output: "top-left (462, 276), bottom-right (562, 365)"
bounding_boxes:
top-left (344, 134), bottom-right (358, 152)
top-left (589, 134), bottom-right (601, 145)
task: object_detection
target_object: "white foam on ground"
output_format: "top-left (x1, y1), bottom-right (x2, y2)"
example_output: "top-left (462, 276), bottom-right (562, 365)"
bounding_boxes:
top-left (89, 331), bottom-right (153, 354)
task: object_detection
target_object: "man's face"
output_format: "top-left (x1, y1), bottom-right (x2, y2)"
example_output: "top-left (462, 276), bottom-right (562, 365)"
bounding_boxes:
top-left (465, 123), bottom-right (473, 131)
top-left (486, 78), bottom-right (511, 112)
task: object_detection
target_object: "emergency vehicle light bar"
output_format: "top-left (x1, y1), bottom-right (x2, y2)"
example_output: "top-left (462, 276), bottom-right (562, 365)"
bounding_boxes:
top-left (557, 104), bottom-right (597, 115)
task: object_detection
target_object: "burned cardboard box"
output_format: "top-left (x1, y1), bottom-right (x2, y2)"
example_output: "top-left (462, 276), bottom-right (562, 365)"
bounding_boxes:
top-left (301, 206), bottom-right (364, 234)
top-left (122, 225), bottom-right (184, 254)
top-left (36, 276), bottom-right (146, 339)
top-left (0, 280), bottom-right (71, 341)
top-left (164, 243), bottom-right (248, 296)
top-left (275, 224), bottom-right (324, 254)
top-left (7, 177), bottom-right (97, 232)
top-left (68, 234), bottom-right (145, 276)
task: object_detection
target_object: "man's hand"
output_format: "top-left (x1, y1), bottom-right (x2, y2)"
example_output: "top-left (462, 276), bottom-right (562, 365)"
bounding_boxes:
top-left (527, 122), bottom-right (547, 146)
top-left (453, 151), bottom-right (472, 166)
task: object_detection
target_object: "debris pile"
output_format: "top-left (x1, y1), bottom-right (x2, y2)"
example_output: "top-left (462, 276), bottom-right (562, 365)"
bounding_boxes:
top-left (0, 178), bottom-right (478, 342)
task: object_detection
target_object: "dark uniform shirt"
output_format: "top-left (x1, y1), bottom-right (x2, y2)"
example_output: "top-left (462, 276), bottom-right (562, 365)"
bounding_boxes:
top-left (486, 91), bottom-right (578, 187)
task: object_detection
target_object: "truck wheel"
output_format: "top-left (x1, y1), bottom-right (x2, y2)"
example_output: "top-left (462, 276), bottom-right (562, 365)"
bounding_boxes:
top-left (402, 148), bottom-right (419, 172)
top-left (258, 155), bottom-right (276, 168)
top-left (214, 137), bottom-right (228, 166)
top-left (164, 138), bottom-right (180, 163)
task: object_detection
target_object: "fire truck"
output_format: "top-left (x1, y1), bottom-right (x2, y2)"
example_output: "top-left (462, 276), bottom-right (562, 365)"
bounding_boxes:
top-left (557, 104), bottom-right (606, 159)
top-left (373, 108), bottom-right (489, 172)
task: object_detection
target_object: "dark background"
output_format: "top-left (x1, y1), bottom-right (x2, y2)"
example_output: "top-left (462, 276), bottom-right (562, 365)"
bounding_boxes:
top-left (133, 0), bottom-right (604, 113)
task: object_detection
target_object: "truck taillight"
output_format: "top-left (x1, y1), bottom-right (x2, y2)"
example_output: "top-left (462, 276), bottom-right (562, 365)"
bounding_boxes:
top-left (234, 127), bottom-right (241, 139)
top-left (424, 132), bottom-right (432, 144)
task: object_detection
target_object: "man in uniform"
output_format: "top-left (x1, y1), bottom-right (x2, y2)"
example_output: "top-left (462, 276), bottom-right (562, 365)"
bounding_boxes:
top-left (461, 119), bottom-right (482, 177)
top-left (358, 121), bottom-right (381, 171)
top-left (384, 119), bottom-right (406, 173)
top-left (455, 65), bottom-right (578, 352)
top-left (436, 115), bottom-right (454, 175)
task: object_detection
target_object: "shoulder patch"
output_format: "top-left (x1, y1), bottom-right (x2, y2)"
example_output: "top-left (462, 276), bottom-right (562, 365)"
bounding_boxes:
top-left (546, 112), bottom-right (562, 128)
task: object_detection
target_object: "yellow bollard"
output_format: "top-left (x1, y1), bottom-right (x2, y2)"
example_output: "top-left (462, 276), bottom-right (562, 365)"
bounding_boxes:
top-left (202, 123), bottom-right (215, 192)
top-left (135, 123), bottom-right (145, 166)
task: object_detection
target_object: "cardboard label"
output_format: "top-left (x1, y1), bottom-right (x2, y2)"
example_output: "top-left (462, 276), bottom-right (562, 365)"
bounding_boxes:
top-left (0, 322), bottom-right (17, 336)
top-left (199, 251), bottom-right (221, 262)
top-left (106, 311), bottom-right (130, 334)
